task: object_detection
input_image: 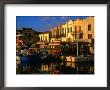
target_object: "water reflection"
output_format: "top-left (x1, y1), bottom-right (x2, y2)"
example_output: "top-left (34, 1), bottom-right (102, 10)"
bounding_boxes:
top-left (16, 56), bottom-right (94, 74)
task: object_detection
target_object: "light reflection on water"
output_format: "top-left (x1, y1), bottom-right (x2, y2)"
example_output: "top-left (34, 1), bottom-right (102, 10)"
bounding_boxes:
top-left (16, 58), bottom-right (94, 74)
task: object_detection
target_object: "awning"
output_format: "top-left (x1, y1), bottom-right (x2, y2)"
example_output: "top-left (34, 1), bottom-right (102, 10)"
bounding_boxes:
top-left (36, 42), bottom-right (46, 44)
top-left (49, 43), bottom-right (60, 45)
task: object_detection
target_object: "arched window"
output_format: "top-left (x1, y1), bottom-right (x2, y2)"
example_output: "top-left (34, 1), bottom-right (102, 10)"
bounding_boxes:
top-left (88, 24), bottom-right (91, 31)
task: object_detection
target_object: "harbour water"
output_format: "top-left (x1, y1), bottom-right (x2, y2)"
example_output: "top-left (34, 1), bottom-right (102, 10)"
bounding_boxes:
top-left (16, 55), bottom-right (94, 74)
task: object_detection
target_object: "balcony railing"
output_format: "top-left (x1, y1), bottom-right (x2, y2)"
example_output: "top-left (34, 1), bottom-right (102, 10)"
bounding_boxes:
top-left (51, 35), bottom-right (60, 38)
top-left (71, 30), bottom-right (83, 35)
top-left (60, 34), bottom-right (66, 37)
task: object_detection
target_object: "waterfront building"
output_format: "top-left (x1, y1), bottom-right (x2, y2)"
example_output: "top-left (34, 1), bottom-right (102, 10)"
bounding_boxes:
top-left (60, 24), bottom-right (67, 42)
top-left (50, 26), bottom-right (61, 42)
top-left (83, 16), bottom-right (94, 54)
top-left (39, 31), bottom-right (49, 43)
top-left (16, 30), bottom-right (23, 47)
top-left (22, 28), bottom-right (35, 36)
top-left (70, 16), bottom-right (94, 55)
top-left (49, 16), bottom-right (94, 55)
top-left (48, 27), bottom-right (61, 55)
top-left (36, 31), bottom-right (50, 55)
top-left (16, 28), bottom-right (40, 47)
top-left (64, 20), bottom-right (74, 42)
top-left (16, 16), bottom-right (94, 56)
top-left (22, 28), bottom-right (40, 46)
top-left (71, 16), bottom-right (94, 42)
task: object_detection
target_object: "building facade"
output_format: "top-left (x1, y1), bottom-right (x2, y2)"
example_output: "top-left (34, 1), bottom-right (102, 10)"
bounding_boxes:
top-left (16, 28), bottom-right (40, 47)
top-left (37, 31), bottom-right (50, 50)
top-left (39, 31), bottom-right (49, 43)
top-left (16, 16), bottom-right (94, 56)
top-left (49, 16), bottom-right (94, 55)
top-left (16, 30), bottom-right (23, 47)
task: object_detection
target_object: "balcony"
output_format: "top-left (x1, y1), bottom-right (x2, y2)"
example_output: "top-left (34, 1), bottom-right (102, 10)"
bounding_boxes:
top-left (73, 39), bottom-right (91, 43)
top-left (60, 34), bottom-right (66, 37)
top-left (51, 35), bottom-right (60, 38)
top-left (71, 30), bottom-right (83, 35)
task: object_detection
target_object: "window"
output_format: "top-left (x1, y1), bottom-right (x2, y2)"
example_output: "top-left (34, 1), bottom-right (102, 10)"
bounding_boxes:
top-left (75, 35), bottom-right (77, 39)
top-left (59, 30), bottom-right (60, 35)
top-left (67, 38), bottom-right (70, 42)
top-left (75, 26), bottom-right (77, 33)
top-left (41, 36), bottom-right (42, 41)
top-left (79, 26), bottom-right (81, 31)
top-left (67, 28), bottom-right (69, 33)
top-left (60, 29), bottom-right (62, 35)
top-left (24, 33), bottom-right (27, 35)
top-left (79, 33), bottom-right (83, 39)
top-left (53, 30), bottom-right (56, 35)
top-left (19, 36), bottom-right (22, 40)
top-left (28, 33), bottom-right (31, 36)
top-left (70, 27), bottom-right (72, 32)
top-left (45, 36), bottom-right (47, 42)
top-left (88, 24), bottom-right (91, 31)
top-left (55, 45), bottom-right (57, 49)
top-left (65, 28), bottom-right (66, 34)
top-left (62, 28), bottom-right (64, 34)
top-left (88, 34), bottom-right (92, 39)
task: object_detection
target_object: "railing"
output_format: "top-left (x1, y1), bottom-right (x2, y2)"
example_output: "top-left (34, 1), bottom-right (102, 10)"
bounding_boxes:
top-left (60, 34), bottom-right (66, 37)
top-left (51, 35), bottom-right (60, 38)
top-left (71, 30), bottom-right (83, 35)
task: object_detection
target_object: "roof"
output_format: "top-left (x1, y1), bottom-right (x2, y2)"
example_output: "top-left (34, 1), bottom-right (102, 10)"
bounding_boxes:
top-left (38, 31), bottom-right (49, 34)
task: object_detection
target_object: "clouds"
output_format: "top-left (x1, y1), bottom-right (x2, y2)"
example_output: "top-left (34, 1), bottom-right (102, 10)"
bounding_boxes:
top-left (17, 16), bottom-right (88, 32)
top-left (40, 16), bottom-right (51, 21)
top-left (60, 16), bottom-right (70, 21)
top-left (39, 16), bottom-right (61, 27)
top-left (40, 16), bottom-right (70, 22)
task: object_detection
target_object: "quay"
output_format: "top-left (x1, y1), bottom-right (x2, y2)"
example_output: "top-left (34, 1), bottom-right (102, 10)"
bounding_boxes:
top-left (60, 55), bottom-right (94, 62)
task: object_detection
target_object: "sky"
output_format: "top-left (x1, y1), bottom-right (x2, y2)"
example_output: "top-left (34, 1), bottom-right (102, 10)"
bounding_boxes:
top-left (16, 16), bottom-right (88, 32)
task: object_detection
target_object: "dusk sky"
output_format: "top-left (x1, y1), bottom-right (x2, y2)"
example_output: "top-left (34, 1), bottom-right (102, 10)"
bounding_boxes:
top-left (16, 16), bottom-right (88, 32)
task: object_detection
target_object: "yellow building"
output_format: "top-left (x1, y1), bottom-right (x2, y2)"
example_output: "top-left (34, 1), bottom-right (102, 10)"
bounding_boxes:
top-left (50, 27), bottom-right (60, 43)
top-left (83, 16), bottom-right (94, 42)
top-left (37, 16), bottom-right (94, 55)
top-left (72, 16), bottom-right (94, 42)
top-left (59, 20), bottom-right (74, 42)
top-left (83, 16), bottom-right (94, 54)
top-left (60, 24), bottom-right (66, 42)
top-left (39, 31), bottom-right (49, 43)
top-left (50, 16), bottom-right (94, 55)
top-left (72, 16), bottom-right (94, 54)
top-left (38, 31), bottom-right (49, 49)
top-left (49, 27), bottom-right (61, 50)
top-left (65, 20), bottom-right (74, 42)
